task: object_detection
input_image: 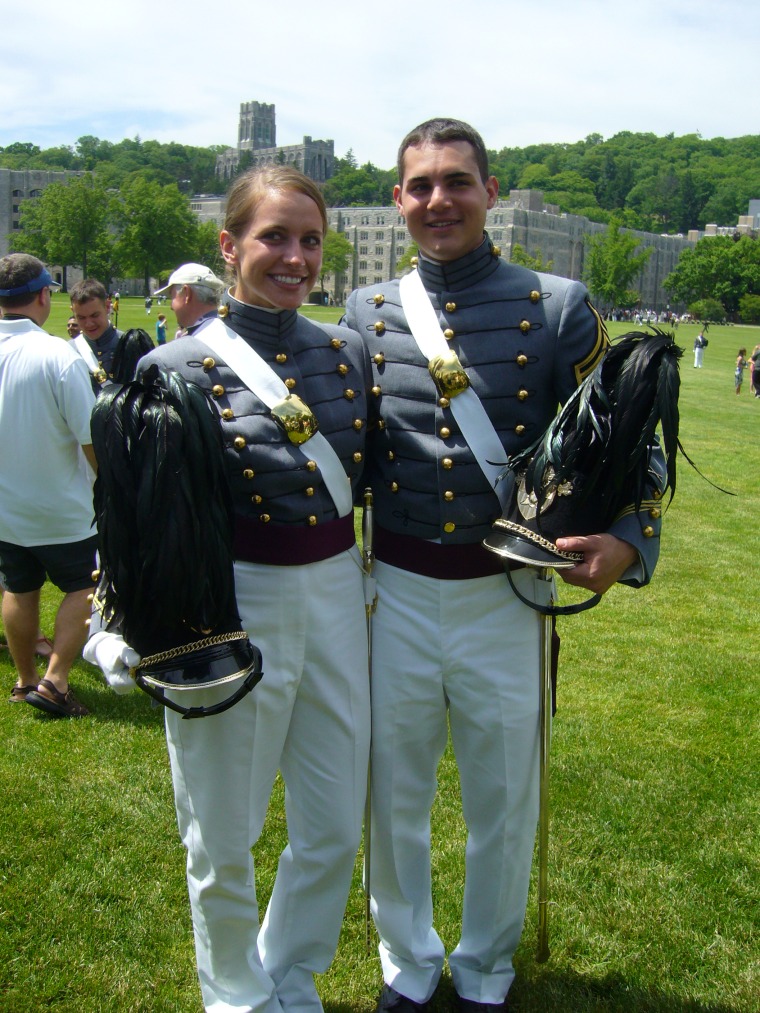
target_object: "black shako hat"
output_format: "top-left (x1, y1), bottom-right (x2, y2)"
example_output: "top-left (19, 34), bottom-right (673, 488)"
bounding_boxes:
top-left (483, 329), bottom-right (682, 569)
top-left (90, 364), bottom-right (262, 718)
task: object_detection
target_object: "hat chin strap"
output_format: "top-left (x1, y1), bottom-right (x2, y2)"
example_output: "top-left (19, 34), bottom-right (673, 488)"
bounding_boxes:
top-left (506, 565), bottom-right (601, 616)
top-left (134, 665), bottom-right (261, 719)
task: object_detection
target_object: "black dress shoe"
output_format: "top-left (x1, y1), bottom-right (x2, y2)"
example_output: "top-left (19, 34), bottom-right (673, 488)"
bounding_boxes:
top-left (457, 997), bottom-right (508, 1013)
top-left (377, 985), bottom-right (431, 1013)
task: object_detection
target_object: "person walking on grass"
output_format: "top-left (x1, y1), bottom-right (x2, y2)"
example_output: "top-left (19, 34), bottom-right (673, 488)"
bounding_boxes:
top-left (735, 348), bottom-right (748, 394)
top-left (0, 254), bottom-right (97, 717)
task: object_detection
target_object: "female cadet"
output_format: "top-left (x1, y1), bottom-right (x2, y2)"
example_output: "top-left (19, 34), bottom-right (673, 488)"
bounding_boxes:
top-left (87, 166), bottom-right (371, 1013)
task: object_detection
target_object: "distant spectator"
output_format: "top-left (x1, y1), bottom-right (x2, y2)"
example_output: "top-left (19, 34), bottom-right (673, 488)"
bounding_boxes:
top-left (66, 315), bottom-right (80, 339)
top-left (0, 254), bottom-right (97, 717)
top-left (750, 345), bottom-right (760, 398)
top-left (153, 262), bottom-right (225, 338)
top-left (69, 278), bottom-right (123, 392)
top-left (155, 313), bottom-right (167, 346)
top-left (145, 295), bottom-right (152, 315)
top-left (693, 330), bottom-right (707, 368)
top-left (735, 348), bottom-right (748, 395)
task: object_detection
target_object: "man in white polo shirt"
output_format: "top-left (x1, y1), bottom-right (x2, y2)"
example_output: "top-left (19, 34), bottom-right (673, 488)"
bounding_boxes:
top-left (0, 254), bottom-right (98, 717)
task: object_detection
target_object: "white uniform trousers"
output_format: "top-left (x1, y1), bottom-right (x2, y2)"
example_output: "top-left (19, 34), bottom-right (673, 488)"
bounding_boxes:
top-left (369, 562), bottom-right (550, 1005)
top-left (694, 347), bottom-right (704, 367)
top-left (164, 550), bottom-right (370, 1013)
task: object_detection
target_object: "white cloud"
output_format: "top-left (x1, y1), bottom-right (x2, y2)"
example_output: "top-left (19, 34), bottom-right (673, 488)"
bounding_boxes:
top-left (2, 0), bottom-right (757, 167)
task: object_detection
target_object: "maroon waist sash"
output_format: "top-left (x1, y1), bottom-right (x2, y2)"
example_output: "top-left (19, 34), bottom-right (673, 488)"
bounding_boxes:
top-left (375, 526), bottom-right (524, 580)
top-left (234, 513), bottom-right (355, 566)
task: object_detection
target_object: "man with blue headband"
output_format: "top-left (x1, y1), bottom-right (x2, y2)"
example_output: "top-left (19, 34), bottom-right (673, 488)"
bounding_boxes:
top-left (0, 254), bottom-right (98, 717)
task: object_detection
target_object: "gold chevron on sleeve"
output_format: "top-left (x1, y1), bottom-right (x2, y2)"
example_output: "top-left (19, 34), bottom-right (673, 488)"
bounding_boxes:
top-left (573, 301), bottom-right (609, 384)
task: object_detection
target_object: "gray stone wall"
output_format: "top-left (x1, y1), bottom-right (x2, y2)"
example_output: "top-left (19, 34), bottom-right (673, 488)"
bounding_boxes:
top-left (0, 167), bottom-right (83, 258)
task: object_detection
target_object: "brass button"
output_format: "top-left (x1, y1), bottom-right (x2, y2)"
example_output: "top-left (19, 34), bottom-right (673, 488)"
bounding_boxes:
top-left (444, 490), bottom-right (454, 501)
top-left (372, 385), bottom-right (382, 396)
top-left (445, 302), bottom-right (456, 312)
top-left (308, 515), bottom-right (317, 526)
top-left (338, 363), bottom-right (349, 376)
top-left (517, 388), bottom-right (529, 401)
top-left (410, 256), bottom-right (419, 266)
top-left (87, 593), bottom-right (94, 602)
top-left (285, 378), bottom-right (296, 389)
top-left (217, 305), bottom-right (229, 319)
top-left (91, 569), bottom-right (100, 581)
top-left (443, 521), bottom-right (456, 533)
top-left (443, 328), bottom-right (454, 340)
top-left (234, 436), bottom-right (246, 449)
top-left (378, 419), bottom-right (386, 430)
top-left (344, 389), bottom-right (355, 400)
top-left (387, 450), bottom-right (395, 461)
top-left (221, 408), bottom-right (234, 419)
top-left (252, 494), bottom-right (262, 504)
top-left (353, 451), bottom-right (363, 463)
top-left (516, 354), bottom-right (528, 367)
top-left (649, 507), bottom-right (661, 519)
top-left (439, 397), bottom-right (450, 408)
top-left (260, 513), bottom-right (271, 523)
top-left (212, 384), bottom-right (224, 397)
top-left (373, 293), bottom-right (385, 306)
top-left (306, 460), bottom-right (317, 471)
top-left (353, 419), bottom-right (363, 430)
top-left (391, 481), bottom-right (399, 492)
top-left (439, 426), bottom-right (451, 438)
top-left (374, 321), bottom-right (386, 335)
top-left (515, 424), bottom-right (525, 435)
top-left (653, 488), bottom-right (662, 500)
top-left (491, 245), bottom-right (501, 257)
top-left (330, 337), bottom-right (342, 349)
top-left (305, 487), bottom-right (314, 497)
top-left (276, 353), bottom-right (287, 363)
top-left (643, 525), bottom-right (654, 538)
top-left (373, 352), bottom-right (385, 365)
top-left (243, 469), bottom-right (255, 479)
top-left (202, 357), bottom-right (215, 370)
top-left (442, 457), bottom-right (453, 470)
top-left (519, 320), bottom-right (531, 334)
top-left (529, 290), bottom-right (541, 303)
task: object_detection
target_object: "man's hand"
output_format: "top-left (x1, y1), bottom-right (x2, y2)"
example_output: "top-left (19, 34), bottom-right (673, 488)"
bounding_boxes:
top-left (554, 534), bottom-right (637, 595)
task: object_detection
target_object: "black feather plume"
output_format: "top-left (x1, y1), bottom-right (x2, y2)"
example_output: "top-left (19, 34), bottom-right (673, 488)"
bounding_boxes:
top-left (91, 364), bottom-right (239, 655)
top-left (110, 328), bottom-right (155, 384)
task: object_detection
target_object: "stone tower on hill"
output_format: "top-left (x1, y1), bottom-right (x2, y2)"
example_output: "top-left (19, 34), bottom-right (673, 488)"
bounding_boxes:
top-left (215, 101), bottom-right (334, 183)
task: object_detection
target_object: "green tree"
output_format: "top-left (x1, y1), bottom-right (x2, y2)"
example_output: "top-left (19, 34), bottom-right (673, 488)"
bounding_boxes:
top-left (113, 178), bottom-right (199, 294)
top-left (738, 293), bottom-right (760, 324)
top-left (318, 230), bottom-right (354, 298)
top-left (11, 174), bottom-right (110, 281)
top-left (191, 220), bottom-right (227, 280)
top-left (509, 243), bottom-right (554, 272)
top-left (663, 234), bottom-right (760, 316)
top-left (582, 218), bottom-right (652, 311)
top-left (395, 242), bottom-right (419, 276)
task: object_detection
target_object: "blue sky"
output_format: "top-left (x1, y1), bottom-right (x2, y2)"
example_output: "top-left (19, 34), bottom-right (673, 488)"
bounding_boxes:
top-left (3, 0), bottom-right (757, 168)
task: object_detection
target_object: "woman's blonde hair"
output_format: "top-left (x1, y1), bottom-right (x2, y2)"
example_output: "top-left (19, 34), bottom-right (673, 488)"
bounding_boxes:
top-left (223, 165), bottom-right (328, 242)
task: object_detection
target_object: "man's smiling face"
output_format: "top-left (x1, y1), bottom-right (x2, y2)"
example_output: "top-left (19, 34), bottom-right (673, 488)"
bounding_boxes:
top-left (394, 141), bottom-right (499, 263)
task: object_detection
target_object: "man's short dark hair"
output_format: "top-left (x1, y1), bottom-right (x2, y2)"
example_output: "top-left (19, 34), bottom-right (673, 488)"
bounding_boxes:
top-left (69, 278), bottom-right (108, 306)
top-left (397, 118), bottom-right (490, 184)
top-left (0, 254), bottom-right (46, 310)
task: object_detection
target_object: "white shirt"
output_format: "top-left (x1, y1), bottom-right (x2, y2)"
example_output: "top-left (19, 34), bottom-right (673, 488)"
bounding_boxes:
top-left (0, 316), bottom-right (96, 545)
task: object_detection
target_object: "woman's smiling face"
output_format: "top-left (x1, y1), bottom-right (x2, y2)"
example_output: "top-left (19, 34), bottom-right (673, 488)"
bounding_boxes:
top-left (220, 189), bottom-right (324, 310)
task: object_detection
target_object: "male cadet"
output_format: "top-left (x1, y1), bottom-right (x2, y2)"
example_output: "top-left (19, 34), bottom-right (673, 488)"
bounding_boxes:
top-left (343, 118), bottom-right (664, 1013)
top-left (69, 278), bottom-right (122, 391)
top-left (0, 254), bottom-right (97, 717)
top-left (153, 262), bottom-right (225, 338)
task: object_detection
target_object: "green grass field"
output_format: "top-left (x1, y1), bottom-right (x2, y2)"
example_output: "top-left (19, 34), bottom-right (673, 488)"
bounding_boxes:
top-left (1, 304), bottom-right (758, 1011)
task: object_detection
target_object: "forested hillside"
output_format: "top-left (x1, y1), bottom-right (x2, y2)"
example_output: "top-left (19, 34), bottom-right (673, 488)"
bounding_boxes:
top-left (2, 130), bottom-right (759, 233)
